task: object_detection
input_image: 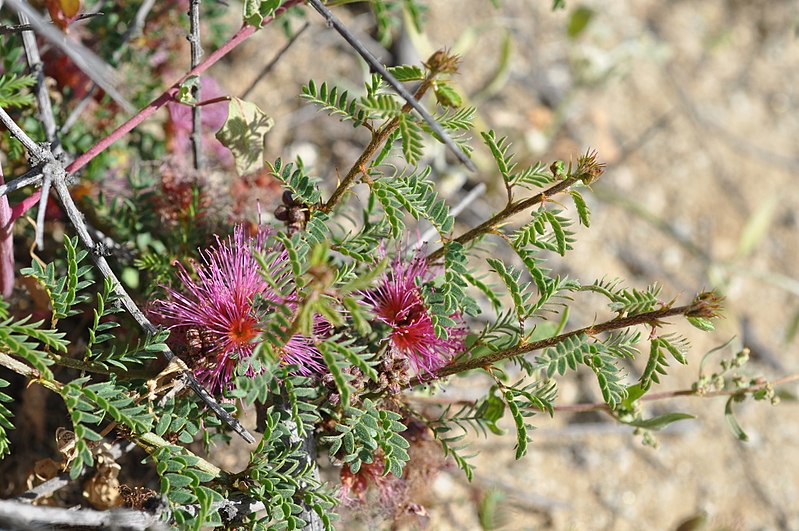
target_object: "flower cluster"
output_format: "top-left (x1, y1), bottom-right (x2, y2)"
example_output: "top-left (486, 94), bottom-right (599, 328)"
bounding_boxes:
top-left (363, 251), bottom-right (465, 378)
top-left (152, 224), bottom-right (324, 393)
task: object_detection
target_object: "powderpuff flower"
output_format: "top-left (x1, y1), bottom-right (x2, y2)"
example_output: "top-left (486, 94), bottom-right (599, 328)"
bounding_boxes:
top-left (152, 224), bottom-right (324, 393)
top-left (362, 251), bottom-right (465, 377)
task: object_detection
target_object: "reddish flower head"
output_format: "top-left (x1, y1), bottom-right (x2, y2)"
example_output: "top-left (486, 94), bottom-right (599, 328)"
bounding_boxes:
top-left (363, 252), bottom-right (465, 377)
top-left (338, 456), bottom-right (398, 506)
top-left (152, 224), bottom-right (324, 393)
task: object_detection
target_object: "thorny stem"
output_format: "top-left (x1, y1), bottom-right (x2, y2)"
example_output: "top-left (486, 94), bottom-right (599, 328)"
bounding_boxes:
top-left (0, 103), bottom-right (256, 445)
top-left (427, 175), bottom-right (581, 262)
top-left (188, 0), bottom-right (203, 171)
top-left (0, 12), bottom-right (101, 35)
top-left (0, 165), bottom-right (43, 197)
top-left (18, 7), bottom-right (62, 251)
top-left (414, 302), bottom-right (696, 386)
top-left (322, 76), bottom-right (437, 213)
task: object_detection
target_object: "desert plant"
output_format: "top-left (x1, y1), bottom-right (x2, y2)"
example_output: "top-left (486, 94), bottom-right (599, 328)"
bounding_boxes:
top-left (0, 1), bottom-right (789, 529)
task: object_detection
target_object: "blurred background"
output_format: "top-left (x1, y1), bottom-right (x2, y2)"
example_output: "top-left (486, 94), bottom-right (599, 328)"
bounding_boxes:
top-left (218, 1), bottom-right (799, 528)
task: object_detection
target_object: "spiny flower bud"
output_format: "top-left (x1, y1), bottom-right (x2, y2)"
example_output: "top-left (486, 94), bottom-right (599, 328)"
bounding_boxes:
top-left (424, 49), bottom-right (461, 75)
top-left (575, 149), bottom-right (606, 185)
top-left (687, 290), bottom-right (725, 319)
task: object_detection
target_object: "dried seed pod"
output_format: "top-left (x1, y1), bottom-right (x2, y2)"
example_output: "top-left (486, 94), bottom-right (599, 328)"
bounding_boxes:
top-left (274, 190), bottom-right (310, 233)
top-left (119, 485), bottom-right (160, 511)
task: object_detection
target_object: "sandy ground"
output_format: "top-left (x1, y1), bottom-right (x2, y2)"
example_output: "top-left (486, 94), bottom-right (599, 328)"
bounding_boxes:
top-left (215, 1), bottom-right (799, 529)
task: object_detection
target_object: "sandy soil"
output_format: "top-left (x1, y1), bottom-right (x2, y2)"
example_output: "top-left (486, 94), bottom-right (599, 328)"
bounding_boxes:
top-left (214, 1), bottom-right (799, 529)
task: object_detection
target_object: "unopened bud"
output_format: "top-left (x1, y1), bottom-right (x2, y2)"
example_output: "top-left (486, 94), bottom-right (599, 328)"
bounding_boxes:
top-left (575, 149), bottom-right (605, 185)
top-left (425, 49), bottom-right (461, 75)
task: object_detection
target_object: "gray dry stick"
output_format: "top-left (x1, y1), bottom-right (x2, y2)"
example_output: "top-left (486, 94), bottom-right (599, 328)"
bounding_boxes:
top-left (306, 0), bottom-right (476, 172)
top-left (0, 105), bottom-right (255, 444)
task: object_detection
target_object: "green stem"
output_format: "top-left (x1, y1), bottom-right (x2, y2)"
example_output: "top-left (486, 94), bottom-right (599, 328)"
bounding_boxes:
top-left (137, 432), bottom-right (223, 477)
top-left (408, 373), bottom-right (799, 414)
top-left (553, 372), bottom-right (799, 413)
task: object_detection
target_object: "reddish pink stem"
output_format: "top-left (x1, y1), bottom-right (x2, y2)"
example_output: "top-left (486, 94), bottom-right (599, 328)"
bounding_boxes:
top-left (195, 96), bottom-right (231, 107)
top-left (0, 165), bottom-right (14, 298)
top-left (66, 0), bottom-right (304, 175)
top-left (10, 191), bottom-right (41, 221)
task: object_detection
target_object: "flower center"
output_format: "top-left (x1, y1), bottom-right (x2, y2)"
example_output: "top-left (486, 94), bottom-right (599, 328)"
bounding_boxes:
top-left (228, 316), bottom-right (259, 345)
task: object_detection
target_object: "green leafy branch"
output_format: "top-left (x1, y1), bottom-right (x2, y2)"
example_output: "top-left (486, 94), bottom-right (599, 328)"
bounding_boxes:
top-left (321, 398), bottom-right (410, 479)
top-left (425, 398), bottom-right (499, 481)
top-left (241, 405), bottom-right (336, 530)
top-left (489, 376), bottom-right (557, 459)
top-left (0, 378), bottom-right (13, 459)
top-left (427, 149), bottom-right (603, 263)
top-left (319, 51), bottom-right (461, 214)
top-left (21, 236), bottom-right (92, 325)
top-left (421, 290), bottom-right (723, 384)
top-left (0, 73), bottom-right (36, 109)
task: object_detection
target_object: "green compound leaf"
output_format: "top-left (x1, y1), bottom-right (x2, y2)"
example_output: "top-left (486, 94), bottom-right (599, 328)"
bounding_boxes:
top-left (505, 390), bottom-right (528, 459)
top-left (434, 82), bottom-right (463, 108)
top-left (398, 114), bottom-right (425, 165)
top-left (570, 189), bottom-right (591, 227)
top-left (387, 64), bottom-right (424, 82)
top-left (301, 80), bottom-right (369, 127)
top-left (486, 258), bottom-right (528, 321)
top-left (0, 73), bottom-right (36, 109)
top-left (688, 316), bottom-right (716, 332)
top-left (0, 378), bottom-right (13, 459)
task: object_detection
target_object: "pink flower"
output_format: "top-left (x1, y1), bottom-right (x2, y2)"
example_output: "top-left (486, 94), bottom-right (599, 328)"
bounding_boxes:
top-left (338, 456), bottom-right (399, 506)
top-left (363, 252), bottom-right (465, 377)
top-left (152, 224), bottom-right (324, 393)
